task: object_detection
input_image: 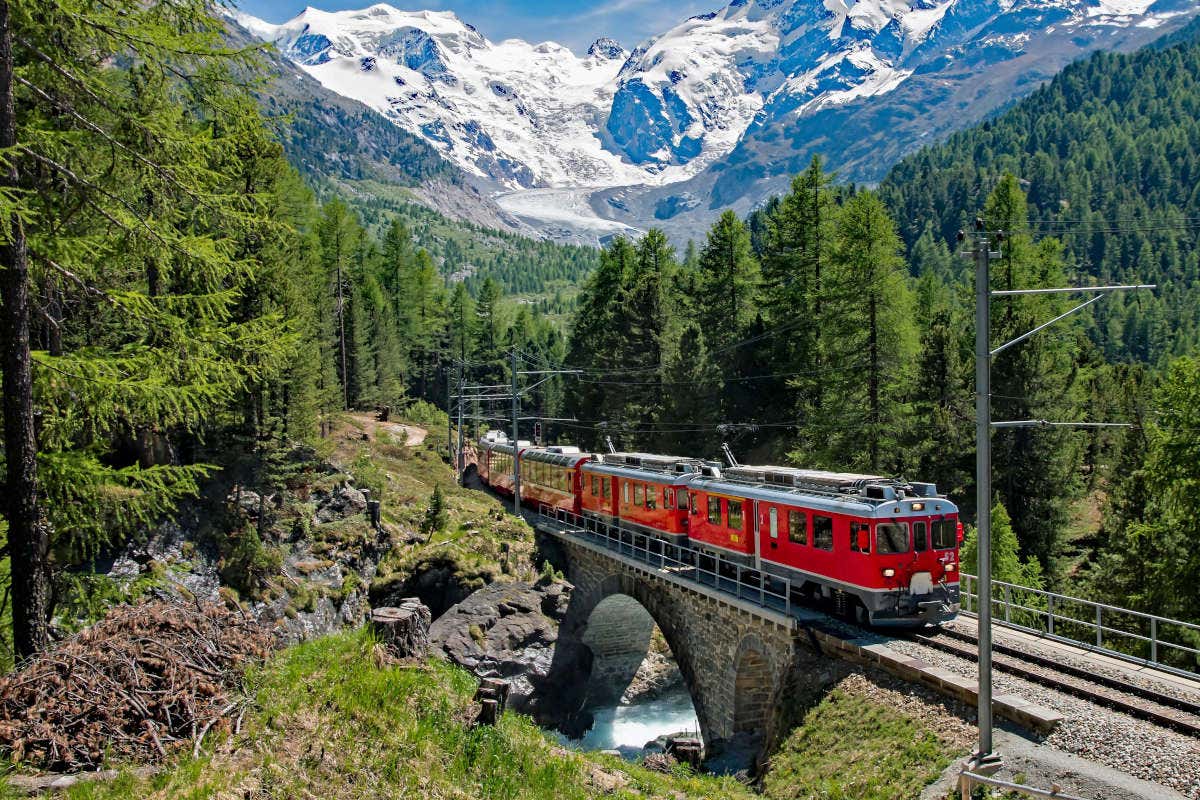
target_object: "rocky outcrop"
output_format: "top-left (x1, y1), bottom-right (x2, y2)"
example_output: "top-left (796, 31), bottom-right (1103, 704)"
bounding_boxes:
top-left (370, 554), bottom-right (487, 619)
top-left (429, 577), bottom-right (584, 724)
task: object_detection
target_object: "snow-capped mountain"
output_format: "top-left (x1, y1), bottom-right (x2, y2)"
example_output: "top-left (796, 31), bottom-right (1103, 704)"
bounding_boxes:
top-left (237, 5), bottom-right (646, 188)
top-left (239, 0), bottom-right (1199, 241)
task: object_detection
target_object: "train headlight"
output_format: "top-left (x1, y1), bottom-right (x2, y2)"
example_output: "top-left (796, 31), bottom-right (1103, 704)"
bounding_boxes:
top-left (882, 568), bottom-right (895, 578)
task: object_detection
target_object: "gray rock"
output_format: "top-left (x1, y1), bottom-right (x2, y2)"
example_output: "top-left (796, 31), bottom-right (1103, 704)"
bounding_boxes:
top-left (430, 579), bottom-right (576, 719)
top-left (313, 482), bottom-right (368, 523)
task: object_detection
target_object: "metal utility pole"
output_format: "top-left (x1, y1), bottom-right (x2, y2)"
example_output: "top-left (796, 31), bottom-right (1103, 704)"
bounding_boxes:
top-left (456, 361), bottom-right (465, 486)
top-left (962, 219), bottom-right (1154, 771)
top-left (511, 348), bottom-right (521, 516)
top-left (971, 223), bottom-right (1000, 769)
top-left (446, 375), bottom-right (453, 466)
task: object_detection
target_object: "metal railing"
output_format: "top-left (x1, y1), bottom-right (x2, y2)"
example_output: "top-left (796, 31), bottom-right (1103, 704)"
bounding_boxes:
top-left (535, 505), bottom-right (796, 619)
top-left (961, 573), bottom-right (1200, 679)
top-left (958, 770), bottom-right (1085, 800)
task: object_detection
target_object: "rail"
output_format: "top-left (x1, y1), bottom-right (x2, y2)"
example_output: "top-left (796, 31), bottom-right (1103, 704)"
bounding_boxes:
top-left (961, 573), bottom-right (1200, 680)
top-left (535, 505), bottom-right (795, 619)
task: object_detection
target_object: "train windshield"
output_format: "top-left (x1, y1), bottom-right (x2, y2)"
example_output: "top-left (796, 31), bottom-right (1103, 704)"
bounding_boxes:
top-left (931, 519), bottom-right (957, 550)
top-left (876, 523), bottom-right (909, 554)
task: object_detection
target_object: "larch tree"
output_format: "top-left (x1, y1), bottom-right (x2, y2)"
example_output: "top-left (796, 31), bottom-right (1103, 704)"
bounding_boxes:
top-left (798, 190), bottom-right (916, 473)
top-left (0, 0), bottom-right (287, 657)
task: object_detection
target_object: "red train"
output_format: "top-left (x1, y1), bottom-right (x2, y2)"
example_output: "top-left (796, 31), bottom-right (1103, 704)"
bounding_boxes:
top-left (476, 432), bottom-right (961, 626)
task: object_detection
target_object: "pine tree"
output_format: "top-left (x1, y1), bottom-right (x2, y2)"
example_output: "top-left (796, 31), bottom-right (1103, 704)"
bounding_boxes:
top-left (659, 323), bottom-right (724, 456)
top-left (961, 502), bottom-right (1045, 589)
top-left (759, 156), bottom-right (839, 456)
top-left (317, 200), bottom-right (364, 410)
top-left (1092, 357), bottom-right (1200, 623)
top-left (697, 210), bottom-right (760, 360)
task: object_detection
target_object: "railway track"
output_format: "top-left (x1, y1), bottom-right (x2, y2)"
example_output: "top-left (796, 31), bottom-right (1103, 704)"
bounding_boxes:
top-left (906, 625), bottom-right (1200, 736)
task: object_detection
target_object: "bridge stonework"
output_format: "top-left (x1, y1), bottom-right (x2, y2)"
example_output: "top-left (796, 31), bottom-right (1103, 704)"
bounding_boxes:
top-left (551, 535), bottom-right (801, 747)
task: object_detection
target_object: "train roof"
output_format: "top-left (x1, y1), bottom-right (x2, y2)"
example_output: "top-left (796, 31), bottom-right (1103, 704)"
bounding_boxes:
top-left (521, 445), bottom-right (593, 466)
top-left (478, 433), bottom-right (531, 455)
top-left (585, 451), bottom-right (720, 478)
top-left (697, 463), bottom-right (953, 516)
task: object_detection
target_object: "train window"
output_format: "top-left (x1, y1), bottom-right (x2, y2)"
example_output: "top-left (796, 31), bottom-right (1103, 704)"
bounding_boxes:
top-left (664, 488), bottom-right (674, 510)
top-left (931, 519), bottom-right (956, 550)
top-left (591, 476), bottom-right (598, 496)
top-left (603, 478), bottom-right (611, 500)
top-left (813, 515), bottom-right (834, 550)
top-left (624, 482), bottom-right (630, 505)
top-left (646, 485), bottom-right (657, 510)
top-left (677, 488), bottom-right (688, 509)
top-left (690, 493), bottom-right (698, 515)
top-left (707, 496), bottom-right (721, 525)
top-left (876, 523), bottom-right (909, 554)
top-left (728, 500), bottom-right (743, 530)
top-left (914, 521), bottom-right (928, 552)
top-left (851, 522), bottom-right (871, 554)
top-left (769, 507), bottom-right (778, 539)
top-left (634, 483), bottom-right (644, 506)
top-left (787, 511), bottom-right (807, 545)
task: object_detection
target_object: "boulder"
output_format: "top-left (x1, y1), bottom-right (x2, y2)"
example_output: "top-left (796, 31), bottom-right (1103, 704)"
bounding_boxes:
top-left (313, 482), bottom-right (368, 523)
top-left (429, 579), bottom-right (576, 721)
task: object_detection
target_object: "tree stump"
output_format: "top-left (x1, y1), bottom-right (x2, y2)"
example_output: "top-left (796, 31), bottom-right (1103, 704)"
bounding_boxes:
top-left (377, 405), bottom-right (390, 422)
top-left (473, 678), bottom-right (510, 726)
top-left (371, 599), bottom-right (431, 659)
top-left (665, 736), bottom-right (703, 770)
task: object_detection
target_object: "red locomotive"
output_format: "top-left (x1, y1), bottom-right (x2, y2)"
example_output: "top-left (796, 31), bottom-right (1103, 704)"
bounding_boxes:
top-left (476, 433), bottom-right (960, 626)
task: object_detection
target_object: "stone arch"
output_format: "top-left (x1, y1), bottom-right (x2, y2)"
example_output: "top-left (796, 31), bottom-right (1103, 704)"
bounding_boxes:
top-left (732, 634), bottom-right (774, 736)
top-left (556, 570), bottom-right (714, 744)
top-left (579, 593), bottom-right (657, 706)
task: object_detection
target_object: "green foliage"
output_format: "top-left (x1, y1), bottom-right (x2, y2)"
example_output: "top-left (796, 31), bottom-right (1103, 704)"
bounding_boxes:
top-left (793, 190), bottom-right (917, 473)
top-left (350, 448), bottom-right (387, 499)
top-left (1091, 357), bottom-right (1200, 626)
top-left (53, 569), bottom-right (166, 634)
top-left (960, 502), bottom-right (1046, 590)
top-left (422, 484), bottom-right (448, 535)
top-left (880, 35), bottom-right (1200, 364)
top-left (218, 527), bottom-right (284, 601)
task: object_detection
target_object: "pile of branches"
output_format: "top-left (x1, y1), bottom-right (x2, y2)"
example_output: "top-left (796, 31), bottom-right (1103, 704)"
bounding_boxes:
top-left (0, 599), bottom-right (272, 771)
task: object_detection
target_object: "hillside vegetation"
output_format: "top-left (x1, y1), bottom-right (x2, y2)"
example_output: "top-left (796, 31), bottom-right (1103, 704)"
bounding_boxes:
top-left (881, 18), bottom-right (1200, 364)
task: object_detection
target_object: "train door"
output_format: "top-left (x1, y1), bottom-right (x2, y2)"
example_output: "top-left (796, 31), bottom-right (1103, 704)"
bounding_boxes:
top-left (752, 500), bottom-right (762, 571)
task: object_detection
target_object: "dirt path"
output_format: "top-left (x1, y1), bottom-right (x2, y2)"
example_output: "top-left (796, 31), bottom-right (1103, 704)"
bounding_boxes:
top-left (346, 412), bottom-right (428, 446)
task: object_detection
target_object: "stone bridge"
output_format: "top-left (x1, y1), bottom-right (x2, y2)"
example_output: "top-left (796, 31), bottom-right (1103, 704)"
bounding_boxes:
top-left (536, 523), bottom-right (808, 750)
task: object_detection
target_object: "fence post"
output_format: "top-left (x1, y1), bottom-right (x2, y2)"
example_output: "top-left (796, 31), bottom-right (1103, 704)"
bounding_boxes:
top-left (1096, 605), bottom-right (1103, 648)
top-left (1048, 594), bottom-right (1055, 636)
top-left (736, 565), bottom-right (743, 599)
top-left (1004, 584), bottom-right (1012, 624)
top-left (1150, 618), bottom-right (1157, 664)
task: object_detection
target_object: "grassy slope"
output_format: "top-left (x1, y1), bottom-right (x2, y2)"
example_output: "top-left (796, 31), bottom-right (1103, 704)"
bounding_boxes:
top-left (764, 681), bottom-right (960, 800)
top-left (330, 414), bottom-right (542, 600)
top-left (17, 629), bottom-right (754, 800)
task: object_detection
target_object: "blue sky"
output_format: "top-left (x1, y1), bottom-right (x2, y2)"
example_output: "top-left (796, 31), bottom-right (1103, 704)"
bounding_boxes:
top-left (235, 0), bottom-right (718, 52)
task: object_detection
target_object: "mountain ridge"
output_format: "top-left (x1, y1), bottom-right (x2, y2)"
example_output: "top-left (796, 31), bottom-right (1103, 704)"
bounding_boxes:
top-left (238, 0), bottom-right (1200, 243)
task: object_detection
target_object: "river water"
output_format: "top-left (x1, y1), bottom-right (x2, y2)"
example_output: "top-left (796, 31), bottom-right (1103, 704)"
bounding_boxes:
top-left (566, 688), bottom-right (701, 755)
